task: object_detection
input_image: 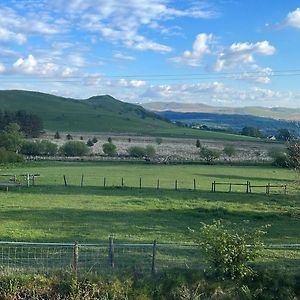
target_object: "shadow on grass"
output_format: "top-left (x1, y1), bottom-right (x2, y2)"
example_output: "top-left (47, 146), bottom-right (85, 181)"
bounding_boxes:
top-left (0, 205), bottom-right (299, 244)
top-left (7, 184), bottom-right (298, 207)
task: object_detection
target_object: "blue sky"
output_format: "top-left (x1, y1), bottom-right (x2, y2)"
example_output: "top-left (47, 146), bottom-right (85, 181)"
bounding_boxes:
top-left (1, 0), bottom-right (300, 107)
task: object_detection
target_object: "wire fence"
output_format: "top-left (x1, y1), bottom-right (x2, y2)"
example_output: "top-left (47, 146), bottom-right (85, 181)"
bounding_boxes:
top-left (0, 241), bottom-right (299, 275)
top-left (1, 172), bottom-right (291, 195)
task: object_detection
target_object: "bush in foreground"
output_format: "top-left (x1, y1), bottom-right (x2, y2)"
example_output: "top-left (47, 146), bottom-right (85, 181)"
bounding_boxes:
top-left (201, 220), bottom-right (268, 280)
top-left (59, 141), bottom-right (89, 157)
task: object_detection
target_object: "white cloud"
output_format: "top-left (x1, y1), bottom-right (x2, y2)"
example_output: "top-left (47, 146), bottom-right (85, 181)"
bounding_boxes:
top-left (49, 0), bottom-right (216, 52)
top-left (68, 54), bottom-right (86, 67)
top-left (212, 41), bottom-right (276, 72)
top-left (0, 26), bottom-right (26, 44)
top-left (140, 81), bottom-right (298, 107)
top-left (113, 52), bottom-right (136, 61)
top-left (108, 78), bottom-right (147, 88)
top-left (0, 6), bottom-right (65, 47)
top-left (285, 8), bottom-right (300, 28)
top-left (170, 33), bottom-right (213, 66)
top-left (13, 55), bottom-right (38, 74)
top-left (0, 63), bottom-right (6, 73)
top-left (12, 54), bottom-right (76, 77)
top-left (141, 81), bottom-right (227, 101)
top-left (232, 67), bottom-right (274, 84)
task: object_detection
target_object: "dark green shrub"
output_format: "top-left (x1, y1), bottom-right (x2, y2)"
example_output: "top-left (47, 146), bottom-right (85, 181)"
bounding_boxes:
top-left (20, 140), bottom-right (58, 156)
top-left (92, 137), bottom-right (98, 143)
top-left (66, 134), bottom-right (73, 140)
top-left (20, 141), bottom-right (41, 156)
top-left (223, 144), bottom-right (236, 157)
top-left (0, 147), bottom-right (24, 163)
top-left (128, 146), bottom-right (146, 158)
top-left (102, 143), bottom-right (117, 156)
top-left (86, 139), bottom-right (94, 147)
top-left (268, 148), bottom-right (288, 167)
top-left (108, 137), bottom-right (112, 143)
top-left (60, 141), bottom-right (89, 157)
top-left (54, 131), bottom-right (60, 139)
top-left (145, 145), bottom-right (156, 158)
top-left (199, 147), bottom-right (220, 164)
top-left (196, 139), bottom-right (201, 148)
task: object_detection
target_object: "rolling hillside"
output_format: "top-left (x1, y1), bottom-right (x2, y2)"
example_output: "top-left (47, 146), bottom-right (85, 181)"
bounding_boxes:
top-left (143, 101), bottom-right (300, 121)
top-left (0, 90), bottom-right (259, 140)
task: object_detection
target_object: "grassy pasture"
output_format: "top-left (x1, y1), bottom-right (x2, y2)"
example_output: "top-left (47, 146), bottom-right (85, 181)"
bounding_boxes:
top-left (0, 161), bottom-right (299, 269)
top-left (0, 161), bottom-right (299, 245)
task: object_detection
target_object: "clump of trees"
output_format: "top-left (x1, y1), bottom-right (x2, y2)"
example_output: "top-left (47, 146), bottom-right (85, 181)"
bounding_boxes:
top-left (102, 143), bottom-right (117, 156)
top-left (0, 123), bottom-right (24, 163)
top-left (268, 141), bottom-right (300, 169)
top-left (196, 139), bottom-right (201, 148)
top-left (59, 141), bottom-right (89, 157)
top-left (241, 126), bottom-right (263, 138)
top-left (223, 144), bottom-right (236, 158)
top-left (20, 140), bottom-right (58, 156)
top-left (0, 110), bottom-right (43, 137)
top-left (127, 145), bottom-right (156, 158)
top-left (199, 146), bottom-right (220, 164)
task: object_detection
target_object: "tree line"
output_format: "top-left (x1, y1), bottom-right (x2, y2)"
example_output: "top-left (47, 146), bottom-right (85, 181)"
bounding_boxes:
top-left (0, 110), bottom-right (43, 137)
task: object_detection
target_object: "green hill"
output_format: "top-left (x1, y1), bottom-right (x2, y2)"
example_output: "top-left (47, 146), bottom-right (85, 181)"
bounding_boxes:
top-left (0, 90), bottom-right (258, 140)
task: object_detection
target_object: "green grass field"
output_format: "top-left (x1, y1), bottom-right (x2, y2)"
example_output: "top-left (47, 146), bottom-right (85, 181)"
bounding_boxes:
top-left (0, 161), bottom-right (299, 245)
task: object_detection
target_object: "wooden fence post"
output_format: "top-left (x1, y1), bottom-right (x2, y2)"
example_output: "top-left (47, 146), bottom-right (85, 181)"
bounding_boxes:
top-left (246, 181), bottom-right (249, 193)
top-left (151, 240), bottom-right (157, 275)
top-left (139, 177), bottom-right (142, 189)
top-left (26, 173), bottom-right (30, 188)
top-left (249, 182), bottom-right (252, 193)
top-left (229, 183), bottom-right (232, 193)
top-left (157, 179), bottom-right (160, 190)
top-left (193, 179), bottom-right (196, 191)
top-left (284, 185), bottom-right (287, 195)
top-left (175, 180), bottom-right (178, 191)
top-left (32, 175), bottom-right (35, 186)
top-left (121, 177), bottom-right (124, 187)
top-left (63, 175), bottom-right (67, 187)
top-left (73, 241), bottom-right (79, 275)
top-left (109, 236), bottom-right (115, 269)
top-left (80, 174), bottom-right (84, 187)
top-left (104, 177), bottom-right (106, 188)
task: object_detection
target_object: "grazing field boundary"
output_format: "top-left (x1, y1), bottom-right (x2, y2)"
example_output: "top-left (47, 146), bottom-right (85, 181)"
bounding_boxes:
top-left (0, 240), bottom-right (299, 275)
top-left (1, 172), bottom-right (289, 194)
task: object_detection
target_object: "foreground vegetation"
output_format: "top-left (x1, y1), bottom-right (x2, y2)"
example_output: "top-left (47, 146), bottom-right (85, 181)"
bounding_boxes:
top-left (0, 268), bottom-right (299, 300)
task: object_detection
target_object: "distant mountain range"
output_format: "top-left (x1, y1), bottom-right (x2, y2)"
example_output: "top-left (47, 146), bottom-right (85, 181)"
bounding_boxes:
top-left (142, 102), bottom-right (300, 121)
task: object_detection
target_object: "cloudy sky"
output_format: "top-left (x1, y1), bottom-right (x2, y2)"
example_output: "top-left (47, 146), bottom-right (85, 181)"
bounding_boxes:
top-left (1, 0), bottom-right (300, 107)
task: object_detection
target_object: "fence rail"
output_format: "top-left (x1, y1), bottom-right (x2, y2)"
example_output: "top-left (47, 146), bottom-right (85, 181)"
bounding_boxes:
top-left (0, 240), bottom-right (299, 274)
top-left (0, 173), bottom-right (290, 195)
